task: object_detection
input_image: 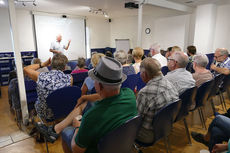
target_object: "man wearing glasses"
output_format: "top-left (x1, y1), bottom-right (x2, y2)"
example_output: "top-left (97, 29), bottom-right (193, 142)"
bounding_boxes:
top-left (211, 48), bottom-right (230, 75)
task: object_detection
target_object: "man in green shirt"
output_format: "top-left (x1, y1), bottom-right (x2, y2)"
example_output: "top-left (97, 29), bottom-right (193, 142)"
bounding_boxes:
top-left (65, 57), bottom-right (137, 153)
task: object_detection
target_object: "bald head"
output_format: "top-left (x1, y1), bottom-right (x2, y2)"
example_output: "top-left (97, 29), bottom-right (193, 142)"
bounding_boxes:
top-left (215, 48), bottom-right (229, 62)
top-left (56, 34), bottom-right (62, 42)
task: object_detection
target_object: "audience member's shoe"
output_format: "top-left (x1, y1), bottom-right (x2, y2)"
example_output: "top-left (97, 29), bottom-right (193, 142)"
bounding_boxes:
top-left (191, 132), bottom-right (209, 147)
top-left (35, 122), bottom-right (58, 143)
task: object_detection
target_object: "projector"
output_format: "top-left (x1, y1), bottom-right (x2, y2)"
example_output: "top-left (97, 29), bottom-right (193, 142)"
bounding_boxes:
top-left (125, 2), bottom-right (139, 9)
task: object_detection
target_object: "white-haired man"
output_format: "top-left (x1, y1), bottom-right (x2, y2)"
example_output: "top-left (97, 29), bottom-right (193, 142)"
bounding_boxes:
top-left (165, 51), bottom-right (195, 94)
top-left (150, 43), bottom-right (167, 67)
top-left (211, 48), bottom-right (230, 75)
top-left (50, 34), bottom-right (71, 55)
top-left (136, 57), bottom-right (179, 143)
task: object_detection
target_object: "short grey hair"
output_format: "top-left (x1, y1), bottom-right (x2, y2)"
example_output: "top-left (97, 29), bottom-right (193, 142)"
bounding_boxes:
top-left (150, 43), bottom-right (161, 53)
top-left (114, 50), bottom-right (127, 65)
top-left (171, 51), bottom-right (189, 68)
top-left (31, 58), bottom-right (41, 65)
top-left (102, 83), bottom-right (121, 91)
top-left (51, 54), bottom-right (68, 71)
top-left (217, 48), bottom-right (229, 56)
top-left (193, 54), bottom-right (209, 68)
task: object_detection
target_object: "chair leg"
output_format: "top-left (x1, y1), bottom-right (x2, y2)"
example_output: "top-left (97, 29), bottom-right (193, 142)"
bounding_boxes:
top-left (210, 99), bottom-right (216, 115)
top-left (133, 144), bottom-right (143, 153)
top-left (198, 108), bottom-right (205, 129)
top-left (198, 108), bottom-right (206, 130)
top-left (220, 92), bottom-right (227, 111)
top-left (218, 93), bottom-right (225, 111)
top-left (183, 118), bottom-right (192, 145)
top-left (45, 138), bottom-right (50, 153)
top-left (164, 136), bottom-right (172, 153)
top-left (200, 108), bottom-right (207, 130)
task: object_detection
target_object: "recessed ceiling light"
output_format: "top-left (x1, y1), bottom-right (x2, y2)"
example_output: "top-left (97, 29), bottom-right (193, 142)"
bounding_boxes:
top-left (0, 0), bottom-right (5, 5)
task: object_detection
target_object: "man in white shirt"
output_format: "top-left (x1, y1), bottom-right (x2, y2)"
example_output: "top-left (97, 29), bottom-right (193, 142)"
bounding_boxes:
top-left (150, 43), bottom-right (167, 67)
top-left (50, 34), bottom-right (71, 55)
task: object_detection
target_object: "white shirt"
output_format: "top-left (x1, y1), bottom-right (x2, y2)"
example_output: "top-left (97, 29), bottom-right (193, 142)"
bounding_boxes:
top-left (50, 41), bottom-right (66, 55)
top-left (133, 62), bottom-right (141, 74)
top-left (152, 53), bottom-right (167, 67)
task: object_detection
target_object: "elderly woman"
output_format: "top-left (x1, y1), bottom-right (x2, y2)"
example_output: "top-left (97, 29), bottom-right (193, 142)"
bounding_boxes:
top-left (192, 54), bottom-right (213, 87)
top-left (81, 53), bottom-right (105, 95)
top-left (114, 50), bottom-right (135, 75)
top-left (24, 54), bottom-right (73, 120)
top-left (71, 57), bottom-right (88, 74)
top-left (132, 47), bottom-right (144, 74)
top-left (31, 58), bottom-right (49, 73)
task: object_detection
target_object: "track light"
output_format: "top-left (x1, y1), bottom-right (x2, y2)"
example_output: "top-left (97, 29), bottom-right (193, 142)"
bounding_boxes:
top-left (22, 2), bottom-right (26, 6)
top-left (33, 2), bottom-right (36, 6)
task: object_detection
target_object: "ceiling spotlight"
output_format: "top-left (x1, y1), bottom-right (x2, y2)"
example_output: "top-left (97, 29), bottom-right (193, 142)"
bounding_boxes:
top-left (104, 14), bottom-right (109, 18)
top-left (33, 2), bottom-right (36, 6)
top-left (22, 2), bottom-right (26, 6)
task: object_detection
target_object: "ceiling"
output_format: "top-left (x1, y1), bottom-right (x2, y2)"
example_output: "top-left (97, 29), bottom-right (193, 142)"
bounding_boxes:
top-left (1, 0), bottom-right (230, 18)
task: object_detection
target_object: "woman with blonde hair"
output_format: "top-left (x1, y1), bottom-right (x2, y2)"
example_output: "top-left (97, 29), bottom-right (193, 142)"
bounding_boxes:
top-left (132, 47), bottom-right (144, 73)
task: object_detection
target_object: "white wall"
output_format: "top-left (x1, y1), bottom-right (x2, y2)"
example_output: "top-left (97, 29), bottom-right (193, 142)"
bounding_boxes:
top-left (213, 4), bottom-right (230, 51)
top-left (110, 14), bottom-right (190, 50)
top-left (0, 8), bottom-right (13, 51)
top-left (86, 16), bottom-right (110, 48)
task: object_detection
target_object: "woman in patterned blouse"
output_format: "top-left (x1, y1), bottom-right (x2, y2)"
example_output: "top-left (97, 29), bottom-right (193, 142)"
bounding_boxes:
top-left (24, 54), bottom-right (73, 120)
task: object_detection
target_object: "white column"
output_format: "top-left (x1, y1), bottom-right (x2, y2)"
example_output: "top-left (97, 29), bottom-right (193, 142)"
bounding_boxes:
top-left (194, 4), bottom-right (217, 54)
top-left (7, 0), bottom-right (29, 124)
top-left (137, 2), bottom-right (143, 47)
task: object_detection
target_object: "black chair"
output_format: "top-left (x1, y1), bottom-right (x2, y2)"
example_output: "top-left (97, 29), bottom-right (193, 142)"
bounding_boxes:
top-left (25, 79), bottom-right (38, 112)
top-left (161, 66), bottom-right (169, 76)
top-left (136, 72), bottom-right (146, 92)
top-left (207, 74), bottom-right (225, 114)
top-left (190, 79), bottom-right (214, 129)
top-left (175, 87), bottom-right (197, 145)
top-left (71, 72), bottom-right (88, 88)
top-left (67, 61), bottom-right (77, 70)
top-left (98, 115), bottom-right (142, 153)
top-left (135, 100), bottom-right (181, 153)
top-left (217, 74), bottom-right (230, 111)
top-left (63, 70), bottom-right (72, 74)
top-left (39, 86), bottom-right (82, 153)
top-left (121, 74), bottom-right (138, 91)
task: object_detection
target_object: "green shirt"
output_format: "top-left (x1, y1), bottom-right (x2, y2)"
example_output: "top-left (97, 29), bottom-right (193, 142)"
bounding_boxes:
top-left (75, 88), bottom-right (137, 153)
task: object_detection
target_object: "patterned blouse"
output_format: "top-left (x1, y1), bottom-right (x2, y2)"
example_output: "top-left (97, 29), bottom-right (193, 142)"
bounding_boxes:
top-left (35, 70), bottom-right (71, 120)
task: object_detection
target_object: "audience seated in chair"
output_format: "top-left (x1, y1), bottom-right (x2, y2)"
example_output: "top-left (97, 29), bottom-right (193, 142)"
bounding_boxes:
top-left (71, 57), bottom-right (88, 74)
top-left (165, 51), bottom-right (195, 94)
top-left (36, 57), bottom-right (137, 153)
top-left (192, 115), bottom-right (230, 152)
top-left (132, 47), bottom-right (144, 74)
top-left (192, 54), bottom-right (213, 87)
top-left (136, 57), bottom-right (179, 143)
top-left (150, 43), bottom-right (167, 67)
top-left (211, 48), bottom-right (230, 76)
top-left (81, 53), bottom-right (105, 95)
top-left (186, 45), bottom-right (196, 73)
top-left (165, 46), bottom-right (182, 58)
top-left (24, 54), bottom-right (73, 120)
top-left (114, 50), bottom-right (135, 75)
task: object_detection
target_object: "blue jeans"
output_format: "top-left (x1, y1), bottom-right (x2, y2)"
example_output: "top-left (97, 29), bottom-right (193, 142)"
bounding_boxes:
top-left (208, 115), bottom-right (230, 151)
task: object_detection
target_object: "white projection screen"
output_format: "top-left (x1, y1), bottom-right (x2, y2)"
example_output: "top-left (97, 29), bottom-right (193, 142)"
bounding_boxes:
top-left (115, 39), bottom-right (130, 53)
top-left (33, 12), bottom-right (86, 62)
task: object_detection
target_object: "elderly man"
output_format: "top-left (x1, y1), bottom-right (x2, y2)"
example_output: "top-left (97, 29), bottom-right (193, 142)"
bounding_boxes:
top-left (136, 57), bottom-right (179, 143)
top-left (50, 34), bottom-right (71, 55)
top-left (150, 43), bottom-right (167, 67)
top-left (165, 51), bottom-right (195, 94)
top-left (37, 57), bottom-right (137, 153)
top-left (192, 54), bottom-right (213, 87)
top-left (211, 48), bottom-right (230, 75)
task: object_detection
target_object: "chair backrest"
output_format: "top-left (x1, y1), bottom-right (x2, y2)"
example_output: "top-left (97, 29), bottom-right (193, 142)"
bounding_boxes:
top-left (175, 87), bottom-right (197, 122)
top-left (152, 100), bottom-right (181, 144)
top-left (71, 72), bottom-right (88, 88)
top-left (220, 74), bottom-right (230, 91)
top-left (121, 74), bottom-right (138, 91)
top-left (67, 61), bottom-right (77, 70)
top-left (46, 86), bottom-right (81, 119)
top-left (208, 74), bottom-right (225, 99)
top-left (24, 79), bottom-right (38, 104)
top-left (195, 79), bottom-right (214, 108)
top-left (161, 66), bottom-right (169, 76)
top-left (98, 115), bottom-right (142, 153)
top-left (136, 72), bottom-right (146, 92)
top-left (63, 70), bottom-right (72, 74)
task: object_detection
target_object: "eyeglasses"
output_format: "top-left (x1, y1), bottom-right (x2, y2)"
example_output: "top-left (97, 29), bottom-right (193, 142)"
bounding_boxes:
top-left (214, 55), bottom-right (223, 58)
top-left (167, 58), bottom-right (175, 61)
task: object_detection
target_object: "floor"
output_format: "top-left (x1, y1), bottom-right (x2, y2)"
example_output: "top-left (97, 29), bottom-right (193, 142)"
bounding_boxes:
top-left (0, 86), bottom-right (229, 153)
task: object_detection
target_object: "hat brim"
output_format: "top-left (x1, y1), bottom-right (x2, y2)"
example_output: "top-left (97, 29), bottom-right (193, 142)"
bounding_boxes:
top-left (88, 69), bottom-right (127, 85)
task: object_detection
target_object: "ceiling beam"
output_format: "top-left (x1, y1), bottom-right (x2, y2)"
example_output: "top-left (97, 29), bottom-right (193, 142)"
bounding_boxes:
top-left (136, 0), bottom-right (194, 13)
